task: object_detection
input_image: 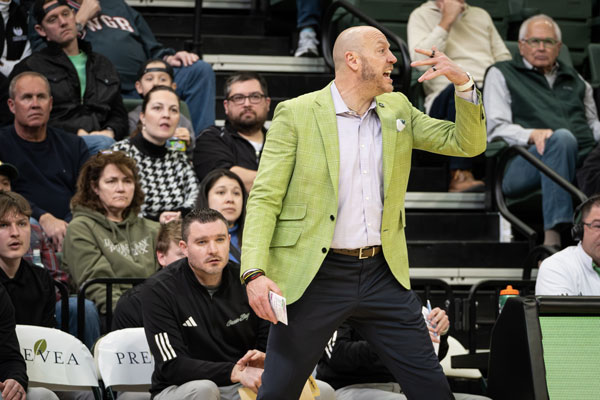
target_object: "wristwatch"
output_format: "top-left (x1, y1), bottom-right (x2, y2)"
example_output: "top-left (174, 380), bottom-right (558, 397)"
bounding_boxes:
top-left (455, 72), bottom-right (474, 92)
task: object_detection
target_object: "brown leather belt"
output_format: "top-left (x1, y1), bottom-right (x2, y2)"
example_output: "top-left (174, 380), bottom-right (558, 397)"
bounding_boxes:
top-left (330, 245), bottom-right (382, 259)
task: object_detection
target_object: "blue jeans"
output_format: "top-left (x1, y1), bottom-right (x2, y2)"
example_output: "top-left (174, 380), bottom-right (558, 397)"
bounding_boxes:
top-left (502, 128), bottom-right (578, 230)
top-left (173, 60), bottom-right (216, 135)
top-left (81, 135), bottom-right (116, 155)
top-left (297, 0), bottom-right (322, 28)
top-left (56, 297), bottom-right (102, 349)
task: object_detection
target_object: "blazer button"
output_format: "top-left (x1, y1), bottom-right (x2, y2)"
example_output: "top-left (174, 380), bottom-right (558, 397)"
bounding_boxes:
top-left (330, 215), bottom-right (335, 221)
top-left (322, 248), bottom-right (327, 253)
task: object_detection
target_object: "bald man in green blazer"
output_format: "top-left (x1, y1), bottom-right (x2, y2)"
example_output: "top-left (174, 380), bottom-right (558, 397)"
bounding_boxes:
top-left (240, 26), bottom-right (486, 400)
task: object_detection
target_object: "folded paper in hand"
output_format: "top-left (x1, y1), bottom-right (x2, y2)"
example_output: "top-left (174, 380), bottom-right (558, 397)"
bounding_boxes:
top-left (269, 291), bottom-right (288, 325)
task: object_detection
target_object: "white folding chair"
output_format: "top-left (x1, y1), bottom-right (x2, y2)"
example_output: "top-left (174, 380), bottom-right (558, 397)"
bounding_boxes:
top-left (94, 328), bottom-right (154, 399)
top-left (440, 335), bottom-right (483, 380)
top-left (15, 325), bottom-right (102, 399)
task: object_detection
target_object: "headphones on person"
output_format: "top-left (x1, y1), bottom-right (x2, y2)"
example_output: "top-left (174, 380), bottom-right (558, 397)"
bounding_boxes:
top-left (571, 195), bottom-right (600, 241)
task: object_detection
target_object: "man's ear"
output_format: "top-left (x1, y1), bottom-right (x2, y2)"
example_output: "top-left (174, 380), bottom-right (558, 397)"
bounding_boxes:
top-left (34, 24), bottom-right (47, 39)
top-left (134, 81), bottom-right (144, 96)
top-left (346, 50), bottom-right (360, 72)
top-left (171, 82), bottom-right (177, 90)
top-left (223, 99), bottom-right (230, 115)
top-left (157, 251), bottom-right (166, 268)
top-left (179, 239), bottom-right (188, 257)
top-left (7, 98), bottom-right (15, 115)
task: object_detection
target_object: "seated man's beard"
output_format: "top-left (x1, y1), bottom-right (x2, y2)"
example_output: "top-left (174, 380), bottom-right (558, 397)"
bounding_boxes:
top-left (230, 116), bottom-right (264, 134)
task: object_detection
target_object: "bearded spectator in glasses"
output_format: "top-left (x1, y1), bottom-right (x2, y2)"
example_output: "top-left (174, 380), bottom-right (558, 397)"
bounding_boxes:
top-left (194, 72), bottom-right (271, 192)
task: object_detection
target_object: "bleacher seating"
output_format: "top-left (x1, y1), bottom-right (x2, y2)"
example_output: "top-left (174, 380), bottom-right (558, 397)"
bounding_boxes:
top-left (94, 328), bottom-right (153, 398)
top-left (15, 325), bottom-right (102, 398)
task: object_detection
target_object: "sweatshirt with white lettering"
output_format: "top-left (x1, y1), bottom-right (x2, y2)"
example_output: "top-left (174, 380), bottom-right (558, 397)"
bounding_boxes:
top-left (141, 259), bottom-right (269, 397)
top-left (62, 205), bottom-right (160, 314)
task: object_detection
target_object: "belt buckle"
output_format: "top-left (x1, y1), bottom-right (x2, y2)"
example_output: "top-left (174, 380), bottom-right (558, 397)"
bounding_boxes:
top-left (358, 246), bottom-right (372, 259)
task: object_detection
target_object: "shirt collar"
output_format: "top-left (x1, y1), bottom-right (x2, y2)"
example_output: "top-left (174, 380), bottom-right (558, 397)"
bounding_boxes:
top-left (576, 242), bottom-right (595, 271)
top-left (330, 82), bottom-right (377, 117)
top-left (521, 57), bottom-right (559, 75)
top-left (0, 258), bottom-right (28, 286)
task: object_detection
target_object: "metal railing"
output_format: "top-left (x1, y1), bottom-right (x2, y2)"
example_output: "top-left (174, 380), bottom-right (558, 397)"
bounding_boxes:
top-left (493, 144), bottom-right (587, 249)
top-left (77, 277), bottom-right (146, 341)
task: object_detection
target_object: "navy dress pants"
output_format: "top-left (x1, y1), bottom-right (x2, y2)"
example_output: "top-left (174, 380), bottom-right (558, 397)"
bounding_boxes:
top-left (257, 251), bottom-right (453, 400)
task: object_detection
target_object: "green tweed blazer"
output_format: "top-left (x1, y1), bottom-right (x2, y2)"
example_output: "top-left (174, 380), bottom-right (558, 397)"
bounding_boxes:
top-left (241, 82), bottom-right (487, 304)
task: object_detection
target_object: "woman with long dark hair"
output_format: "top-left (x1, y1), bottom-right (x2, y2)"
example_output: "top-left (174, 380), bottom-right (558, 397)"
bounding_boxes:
top-left (197, 168), bottom-right (247, 262)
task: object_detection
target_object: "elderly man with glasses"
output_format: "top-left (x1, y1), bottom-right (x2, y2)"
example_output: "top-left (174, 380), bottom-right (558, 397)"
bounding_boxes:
top-left (483, 14), bottom-right (600, 249)
top-left (194, 72), bottom-right (271, 192)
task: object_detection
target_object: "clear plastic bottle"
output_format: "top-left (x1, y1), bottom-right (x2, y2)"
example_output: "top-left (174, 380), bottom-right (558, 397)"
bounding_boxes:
top-left (32, 249), bottom-right (44, 268)
top-left (498, 285), bottom-right (519, 313)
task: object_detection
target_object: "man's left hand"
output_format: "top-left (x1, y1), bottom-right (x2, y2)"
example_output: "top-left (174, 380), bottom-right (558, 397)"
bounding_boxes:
top-left (411, 46), bottom-right (472, 88)
top-left (0, 379), bottom-right (26, 400)
top-left (164, 51), bottom-right (199, 67)
top-left (76, 0), bottom-right (101, 26)
top-left (231, 364), bottom-right (263, 393)
top-left (428, 307), bottom-right (450, 343)
top-left (237, 349), bottom-right (266, 370)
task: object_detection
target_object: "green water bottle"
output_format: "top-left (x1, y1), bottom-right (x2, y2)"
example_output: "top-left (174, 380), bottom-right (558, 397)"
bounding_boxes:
top-left (498, 285), bottom-right (519, 313)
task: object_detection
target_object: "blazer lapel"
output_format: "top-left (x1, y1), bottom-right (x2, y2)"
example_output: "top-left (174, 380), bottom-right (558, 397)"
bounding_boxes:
top-left (375, 97), bottom-right (398, 196)
top-left (314, 84), bottom-right (340, 199)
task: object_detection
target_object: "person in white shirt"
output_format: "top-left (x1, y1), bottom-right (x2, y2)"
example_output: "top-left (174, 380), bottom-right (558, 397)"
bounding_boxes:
top-left (536, 195), bottom-right (600, 295)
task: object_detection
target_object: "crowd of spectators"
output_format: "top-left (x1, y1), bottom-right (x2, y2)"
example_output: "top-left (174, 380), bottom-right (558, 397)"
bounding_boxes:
top-left (1, 0), bottom-right (600, 399)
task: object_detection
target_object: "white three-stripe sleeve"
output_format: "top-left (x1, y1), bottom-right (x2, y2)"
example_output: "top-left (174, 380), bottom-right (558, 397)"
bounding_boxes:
top-left (155, 332), bottom-right (177, 361)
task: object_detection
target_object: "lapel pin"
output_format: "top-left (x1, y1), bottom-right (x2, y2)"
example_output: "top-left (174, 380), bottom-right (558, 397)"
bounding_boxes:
top-left (396, 119), bottom-right (406, 132)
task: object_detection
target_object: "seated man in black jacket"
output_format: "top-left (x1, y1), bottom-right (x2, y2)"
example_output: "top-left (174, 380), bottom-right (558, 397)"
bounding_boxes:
top-left (0, 284), bottom-right (59, 400)
top-left (141, 208), bottom-right (270, 399)
top-left (10, 0), bottom-right (127, 154)
top-left (141, 209), bottom-right (334, 400)
top-left (317, 309), bottom-right (490, 400)
top-left (0, 191), bottom-right (56, 328)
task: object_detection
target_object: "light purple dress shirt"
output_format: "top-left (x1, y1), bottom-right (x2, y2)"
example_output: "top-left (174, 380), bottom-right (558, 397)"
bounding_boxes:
top-left (329, 82), bottom-right (478, 249)
top-left (330, 83), bottom-right (384, 249)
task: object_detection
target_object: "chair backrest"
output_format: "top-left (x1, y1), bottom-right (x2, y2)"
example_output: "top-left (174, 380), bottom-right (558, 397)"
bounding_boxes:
top-left (15, 325), bottom-right (100, 393)
top-left (440, 335), bottom-right (483, 379)
top-left (95, 327), bottom-right (153, 392)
